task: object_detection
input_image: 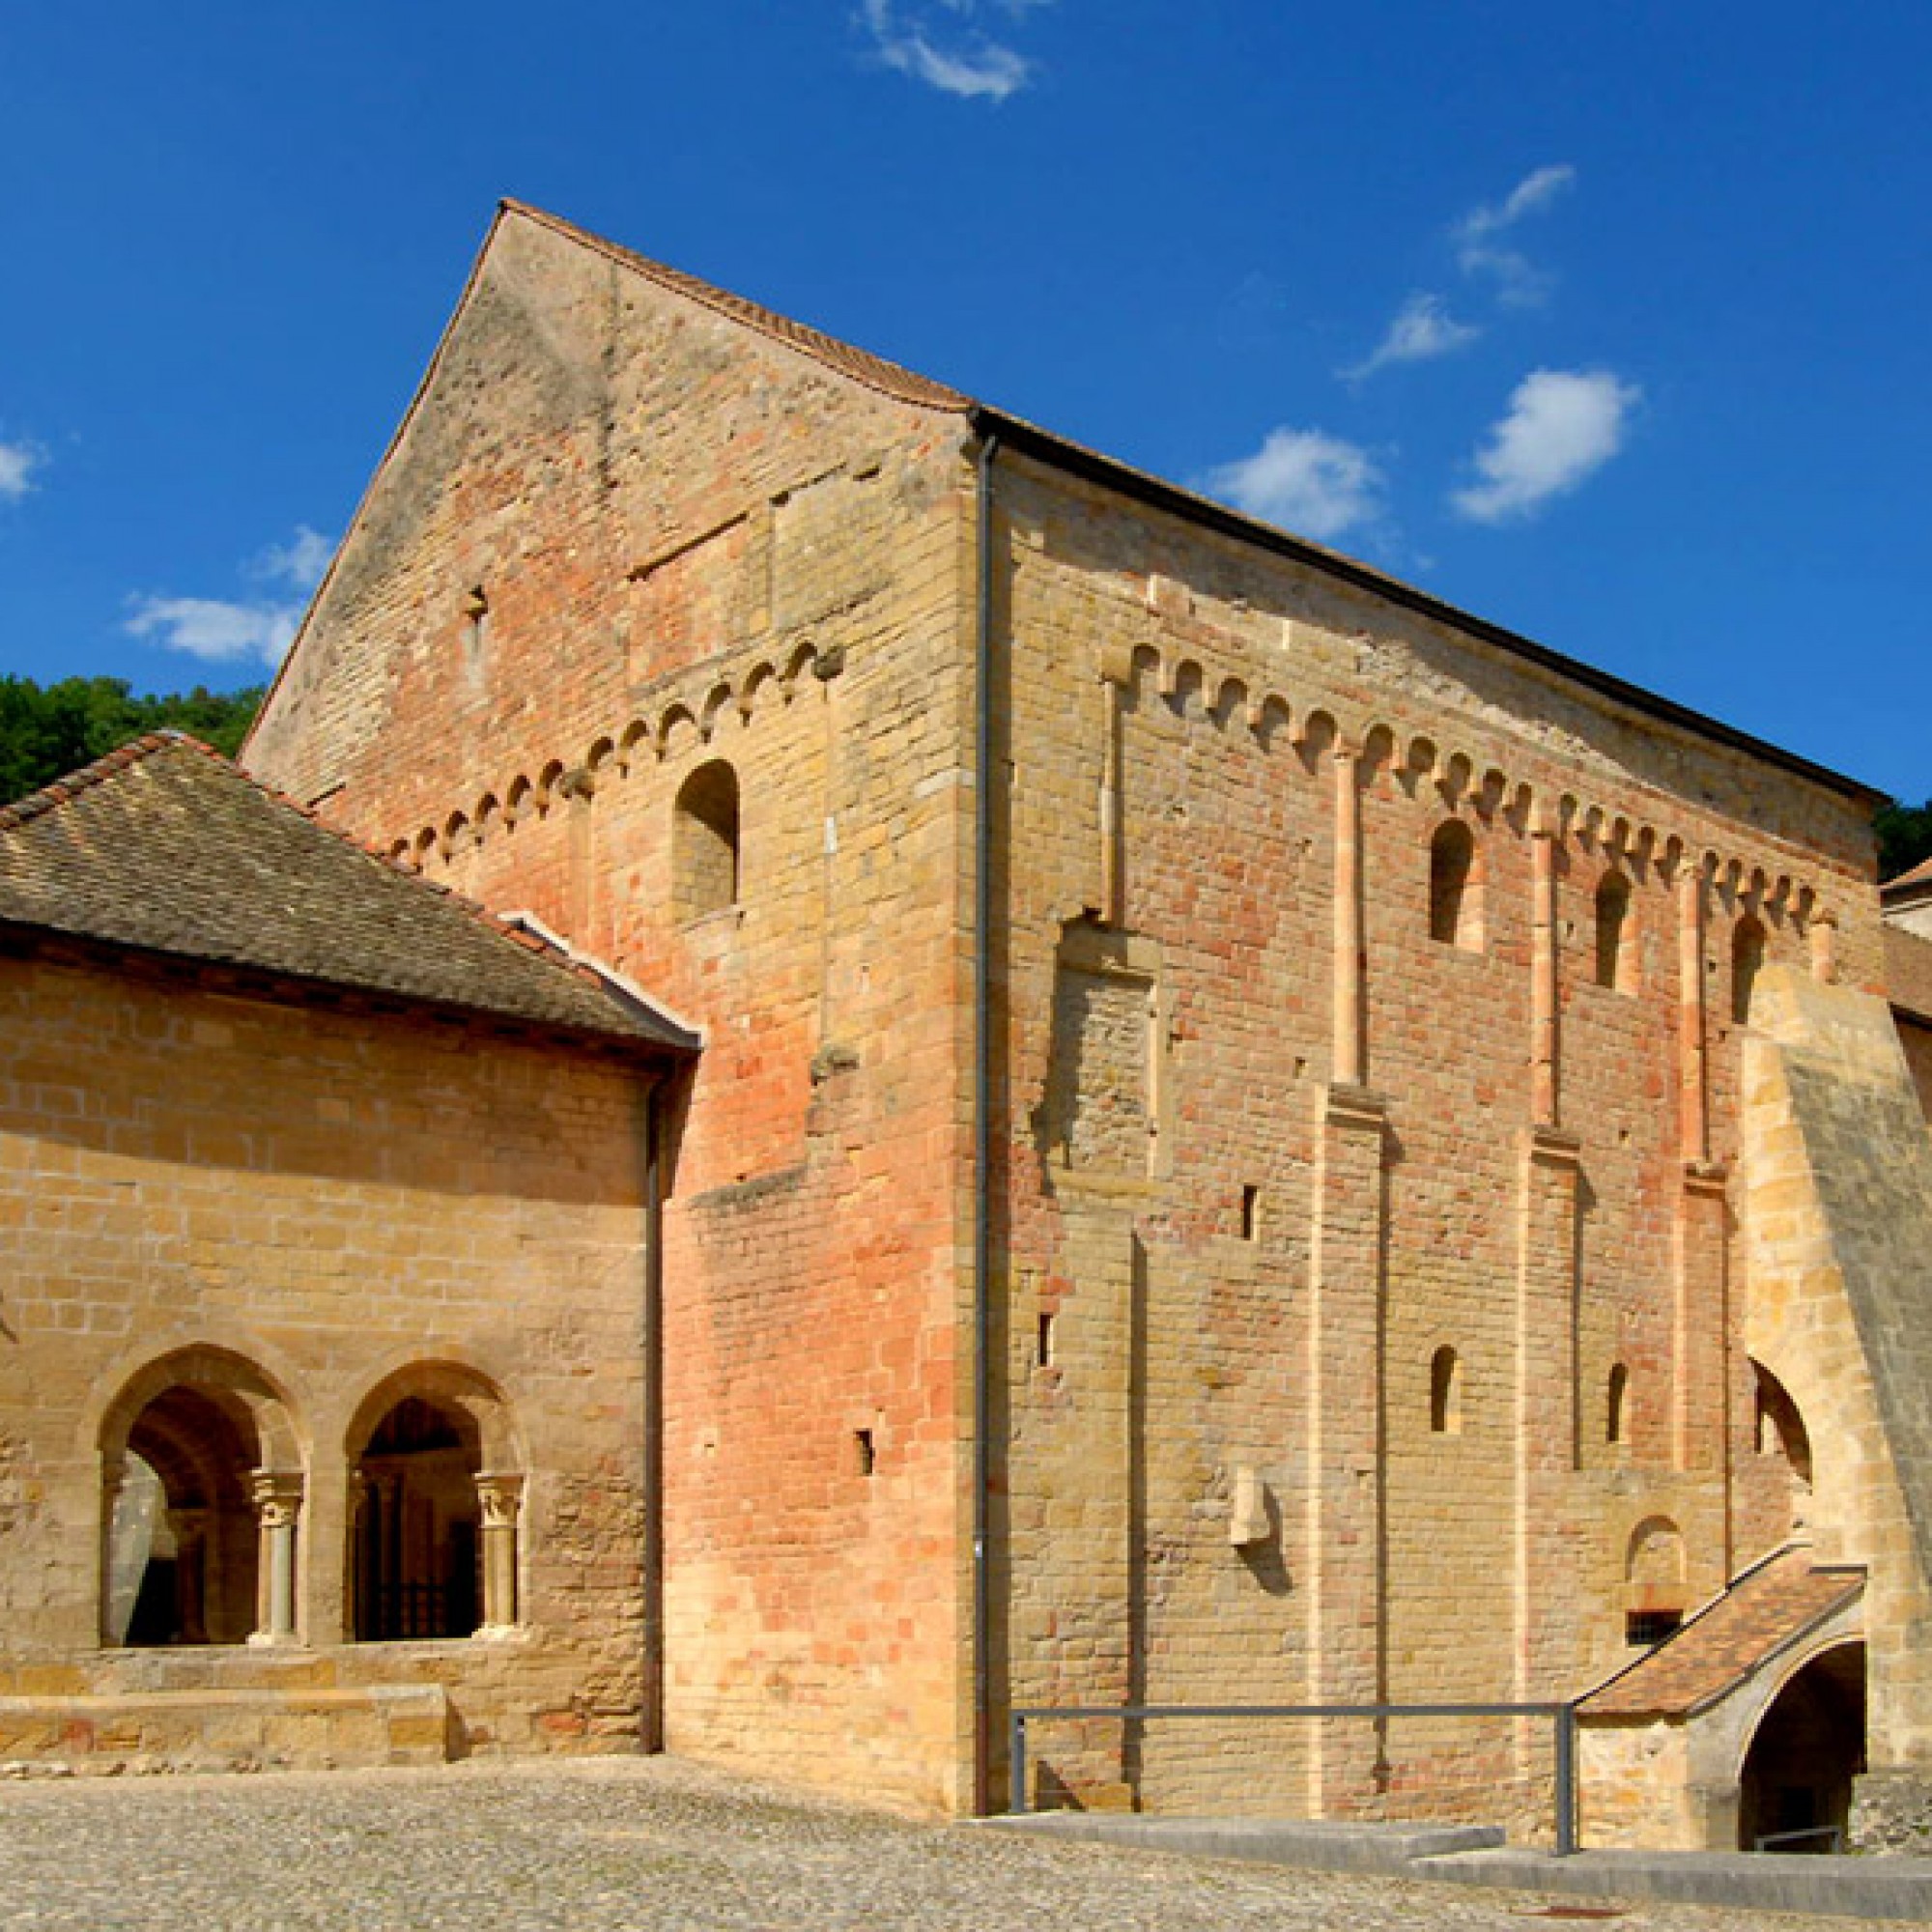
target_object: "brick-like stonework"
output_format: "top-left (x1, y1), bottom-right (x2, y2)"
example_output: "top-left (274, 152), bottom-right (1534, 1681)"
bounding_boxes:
top-left (0, 948), bottom-right (656, 1764)
top-left (40, 199), bottom-right (1907, 1840)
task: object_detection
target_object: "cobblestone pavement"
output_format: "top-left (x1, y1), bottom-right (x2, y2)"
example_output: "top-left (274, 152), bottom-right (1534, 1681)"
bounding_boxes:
top-left (0, 1756), bottom-right (1882, 1932)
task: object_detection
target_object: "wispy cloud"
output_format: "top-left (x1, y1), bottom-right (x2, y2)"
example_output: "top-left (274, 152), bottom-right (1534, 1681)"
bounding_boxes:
top-left (126, 525), bottom-right (334, 668)
top-left (860, 0), bottom-right (1042, 100)
top-left (1199, 427), bottom-right (1385, 542)
top-left (1343, 293), bottom-right (1481, 382)
top-left (1453, 164), bottom-right (1576, 307)
top-left (254, 525), bottom-right (332, 590)
top-left (1452, 369), bottom-right (1638, 524)
top-left (125, 596), bottom-right (300, 666)
top-left (0, 439), bottom-right (43, 503)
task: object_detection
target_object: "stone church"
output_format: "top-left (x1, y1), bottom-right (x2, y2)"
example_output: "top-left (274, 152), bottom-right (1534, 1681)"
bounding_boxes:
top-left (5, 200), bottom-right (1932, 1853)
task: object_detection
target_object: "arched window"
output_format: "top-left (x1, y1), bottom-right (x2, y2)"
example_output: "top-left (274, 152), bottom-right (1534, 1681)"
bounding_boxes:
top-left (1595, 871), bottom-right (1633, 991)
top-left (1625, 1514), bottom-right (1687, 1645)
top-left (673, 759), bottom-right (740, 920)
top-left (1430, 1346), bottom-right (1463, 1435)
top-left (98, 1348), bottom-right (303, 1649)
top-left (348, 1367), bottom-right (524, 1641)
top-left (1753, 1360), bottom-right (1814, 1486)
top-left (1429, 819), bottom-right (1479, 950)
top-left (1732, 914), bottom-right (1766, 1026)
top-left (1606, 1363), bottom-right (1630, 1445)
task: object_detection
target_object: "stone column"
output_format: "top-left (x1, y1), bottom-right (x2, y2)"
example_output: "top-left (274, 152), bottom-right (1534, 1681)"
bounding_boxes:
top-left (1677, 860), bottom-right (1711, 1167)
top-left (1330, 743), bottom-right (1365, 1087)
top-left (475, 1472), bottom-right (525, 1635)
top-left (1306, 1077), bottom-right (1388, 1815)
top-left (1676, 1165), bottom-right (1731, 1484)
top-left (99, 1453), bottom-right (127, 1646)
top-left (1097, 664), bottom-right (1126, 926)
top-left (1671, 860), bottom-right (1728, 1484)
top-left (248, 1470), bottom-right (303, 1646)
top-left (1809, 911), bottom-right (1838, 986)
top-left (1529, 818), bottom-right (1561, 1128)
top-left (1515, 1124), bottom-right (1582, 1704)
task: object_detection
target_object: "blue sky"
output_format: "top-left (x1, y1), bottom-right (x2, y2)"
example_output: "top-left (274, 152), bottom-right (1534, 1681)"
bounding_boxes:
top-left (3, 2), bottom-right (1928, 797)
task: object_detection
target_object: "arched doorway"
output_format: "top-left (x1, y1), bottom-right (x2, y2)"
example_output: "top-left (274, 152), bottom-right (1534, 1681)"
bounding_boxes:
top-left (1738, 1642), bottom-right (1866, 1852)
top-left (348, 1369), bottom-right (523, 1641)
top-left (99, 1349), bottom-right (303, 1647)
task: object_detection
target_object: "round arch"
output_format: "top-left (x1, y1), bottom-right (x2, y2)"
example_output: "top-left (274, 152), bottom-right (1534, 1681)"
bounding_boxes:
top-left (343, 1360), bottom-right (526, 1642)
top-left (342, 1360), bottom-right (523, 1471)
top-left (90, 1340), bottom-right (304, 1471)
top-left (92, 1344), bottom-right (306, 1648)
top-left (1736, 1640), bottom-right (1866, 1852)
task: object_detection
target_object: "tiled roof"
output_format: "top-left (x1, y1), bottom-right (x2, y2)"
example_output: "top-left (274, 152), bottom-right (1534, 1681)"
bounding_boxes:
top-left (1886, 925), bottom-right (1932, 1024)
top-left (0, 735), bottom-right (696, 1054)
top-left (1578, 1549), bottom-right (1863, 1720)
top-left (1883, 852), bottom-right (1932, 899)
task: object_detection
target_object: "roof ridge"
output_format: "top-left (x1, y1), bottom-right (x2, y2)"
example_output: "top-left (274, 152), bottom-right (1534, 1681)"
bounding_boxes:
top-left (497, 199), bottom-right (974, 414)
top-left (0, 731), bottom-right (186, 833)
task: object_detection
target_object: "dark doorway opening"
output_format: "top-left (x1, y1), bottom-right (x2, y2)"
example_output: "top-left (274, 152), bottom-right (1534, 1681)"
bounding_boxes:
top-left (352, 1395), bottom-right (482, 1640)
top-left (1739, 1642), bottom-right (1865, 1852)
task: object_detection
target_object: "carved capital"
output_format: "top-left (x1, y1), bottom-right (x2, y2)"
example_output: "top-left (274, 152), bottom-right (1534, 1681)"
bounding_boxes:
top-left (475, 1471), bottom-right (525, 1530)
top-left (250, 1469), bottom-right (303, 1531)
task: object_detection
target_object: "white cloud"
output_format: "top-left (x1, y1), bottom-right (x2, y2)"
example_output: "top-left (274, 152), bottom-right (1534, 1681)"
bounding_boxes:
top-left (1452, 368), bottom-right (1639, 524)
top-left (125, 525), bottom-right (335, 668)
top-left (125, 595), bottom-right (300, 667)
top-left (1462, 164), bottom-right (1577, 238)
top-left (0, 440), bottom-right (42, 502)
top-left (253, 524), bottom-right (332, 592)
top-left (1199, 428), bottom-right (1385, 542)
top-left (1453, 163), bottom-right (1576, 307)
top-left (861, 0), bottom-right (1038, 99)
top-left (1344, 293), bottom-right (1481, 381)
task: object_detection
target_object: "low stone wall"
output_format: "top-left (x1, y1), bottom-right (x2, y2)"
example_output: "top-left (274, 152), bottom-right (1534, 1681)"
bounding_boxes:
top-left (0, 1684), bottom-right (451, 1774)
top-left (0, 1633), bottom-right (639, 1774)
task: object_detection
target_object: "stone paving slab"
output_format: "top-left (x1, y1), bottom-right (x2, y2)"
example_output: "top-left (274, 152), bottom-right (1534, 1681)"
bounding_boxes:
top-left (999, 1812), bottom-right (1932, 1922)
top-left (0, 1755), bottom-right (1912, 1932)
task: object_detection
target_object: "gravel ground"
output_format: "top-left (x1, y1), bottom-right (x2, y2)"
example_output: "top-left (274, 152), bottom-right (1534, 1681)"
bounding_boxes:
top-left (0, 1755), bottom-right (1882, 1932)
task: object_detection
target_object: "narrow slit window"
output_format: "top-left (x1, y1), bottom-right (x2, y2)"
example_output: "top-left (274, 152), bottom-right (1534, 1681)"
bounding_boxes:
top-left (1430, 1346), bottom-right (1463, 1435)
top-left (854, 1429), bottom-right (875, 1478)
top-left (1606, 1363), bottom-right (1629, 1445)
top-left (1732, 914), bottom-right (1766, 1026)
top-left (1429, 819), bottom-right (1479, 950)
top-left (1036, 1311), bottom-right (1056, 1370)
top-left (1240, 1184), bottom-right (1261, 1242)
top-left (1595, 871), bottom-right (1632, 990)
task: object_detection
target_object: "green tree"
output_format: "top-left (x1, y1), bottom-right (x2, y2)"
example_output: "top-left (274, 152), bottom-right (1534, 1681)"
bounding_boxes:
top-left (1875, 799), bottom-right (1932, 884)
top-left (0, 676), bottom-right (264, 807)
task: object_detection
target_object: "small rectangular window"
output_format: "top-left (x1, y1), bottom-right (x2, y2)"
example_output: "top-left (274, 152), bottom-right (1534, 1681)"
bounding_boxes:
top-left (854, 1429), bottom-right (875, 1477)
top-left (1036, 1311), bottom-right (1056, 1369)
top-left (1240, 1184), bottom-right (1262, 1241)
top-left (1626, 1608), bottom-right (1682, 1647)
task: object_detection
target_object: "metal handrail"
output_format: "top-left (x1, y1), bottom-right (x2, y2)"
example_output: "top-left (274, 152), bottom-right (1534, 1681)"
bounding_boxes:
top-left (1008, 1699), bottom-right (1580, 1856)
top-left (1754, 1824), bottom-right (1842, 1853)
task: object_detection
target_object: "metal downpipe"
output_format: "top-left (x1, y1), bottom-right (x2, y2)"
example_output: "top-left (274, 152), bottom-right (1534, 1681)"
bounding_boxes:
top-left (972, 428), bottom-right (1001, 1814)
